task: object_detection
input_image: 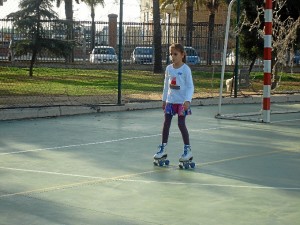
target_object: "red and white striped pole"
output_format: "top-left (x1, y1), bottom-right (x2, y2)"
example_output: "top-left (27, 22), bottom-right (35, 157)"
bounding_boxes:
top-left (263, 0), bottom-right (272, 123)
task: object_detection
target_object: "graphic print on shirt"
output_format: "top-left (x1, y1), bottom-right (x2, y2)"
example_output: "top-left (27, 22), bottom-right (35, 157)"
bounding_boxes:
top-left (169, 75), bottom-right (180, 90)
top-left (162, 64), bottom-right (194, 104)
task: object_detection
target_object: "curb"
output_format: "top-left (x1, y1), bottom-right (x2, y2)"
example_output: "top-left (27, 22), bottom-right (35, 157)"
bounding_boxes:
top-left (0, 94), bottom-right (299, 121)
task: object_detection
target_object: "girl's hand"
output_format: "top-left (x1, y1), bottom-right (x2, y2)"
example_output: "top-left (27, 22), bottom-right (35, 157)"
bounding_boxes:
top-left (162, 101), bottom-right (166, 110)
top-left (183, 101), bottom-right (190, 110)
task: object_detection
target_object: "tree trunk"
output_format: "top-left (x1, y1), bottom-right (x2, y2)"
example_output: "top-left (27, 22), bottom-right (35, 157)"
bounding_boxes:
top-left (207, 13), bottom-right (215, 65)
top-left (152, 0), bottom-right (163, 74)
top-left (91, 6), bottom-right (95, 51)
top-left (65, 0), bottom-right (74, 63)
top-left (271, 60), bottom-right (279, 90)
top-left (29, 0), bottom-right (42, 76)
top-left (186, 0), bottom-right (194, 47)
top-left (249, 57), bottom-right (256, 73)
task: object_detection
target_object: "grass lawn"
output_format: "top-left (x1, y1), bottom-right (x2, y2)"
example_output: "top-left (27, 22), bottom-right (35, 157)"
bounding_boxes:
top-left (0, 67), bottom-right (299, 100)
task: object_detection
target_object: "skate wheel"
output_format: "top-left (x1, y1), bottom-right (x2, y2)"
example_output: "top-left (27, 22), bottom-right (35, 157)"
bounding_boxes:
top-left (179, 163), bottom-right (183, 169)
top-left (165, 160), bottom-right (170, 166)
top-left (159, 161), bottom-right (164, 166)
top-left (153, 161), bottom-right (158, 166)
top-left (184, 163), bottom-right (189, 169)
top-left (190, 162), bottom-right (195, 169)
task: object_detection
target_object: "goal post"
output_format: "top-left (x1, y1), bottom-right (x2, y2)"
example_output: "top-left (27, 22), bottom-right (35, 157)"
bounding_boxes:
top-left (217, 0), bottom-right (236, 117)
top-left (262, 0), bottom-right (272, 123)
top-left (216, 0), bottom-right (272, 123)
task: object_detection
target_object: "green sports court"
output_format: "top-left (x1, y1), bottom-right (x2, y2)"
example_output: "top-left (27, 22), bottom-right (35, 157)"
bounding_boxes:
top-left (0, 103), bottom-right (300, 225)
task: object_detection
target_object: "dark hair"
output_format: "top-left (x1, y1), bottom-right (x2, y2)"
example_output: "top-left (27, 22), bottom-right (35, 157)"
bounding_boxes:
top-left (169, 43), bottom-right (186, 63)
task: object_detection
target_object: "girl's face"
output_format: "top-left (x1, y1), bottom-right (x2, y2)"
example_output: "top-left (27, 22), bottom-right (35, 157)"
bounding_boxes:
top-left (170, 48), bottom-right (184, 65)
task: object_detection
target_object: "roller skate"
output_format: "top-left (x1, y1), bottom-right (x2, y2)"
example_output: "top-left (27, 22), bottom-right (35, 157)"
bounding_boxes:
top-left (153, 144), bottom-right (169, 167)
top-left (178, 145), bottom-right (195, 169)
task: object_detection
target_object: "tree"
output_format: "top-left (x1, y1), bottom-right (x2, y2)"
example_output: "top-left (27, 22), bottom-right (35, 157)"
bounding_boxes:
top-left (81, 0), bottom-right (105, 50)
top-left (185, 0), bottom-right (194, 46)
top-left (160, 0), bottom-right (193, 46)
top-left (54, 0), bottom-right (80, 62)
top-left (238, 0), bottom-right (264, 72)
top-left (7, 0), bottom-right (75, 76)
top-left (153, 0), bottom-right (163, 73)
top-left (161, 0), bottom-right (225, 63)
top-left (160, 0), bottom-right (195, 46)
top-left (205, 0), bottom-right (222, 65)
top-left (239, 0), bottom-right (300, 87)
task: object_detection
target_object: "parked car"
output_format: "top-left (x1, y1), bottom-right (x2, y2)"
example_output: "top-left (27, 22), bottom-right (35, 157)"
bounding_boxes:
top-left (226, 51), bottom-right (235, 65)
top-left (130, 46), bottom-right (153, 64)
top-left (293, 50), bottom-right (300, 65)
top-left (89, 46), bottom-right (118, 64)
top-left (169, 46), bottom-right (200, 65)
top-left (184, 46), bottom-right (201, 65)
top-left (225, 50), bottom-right (263, 66)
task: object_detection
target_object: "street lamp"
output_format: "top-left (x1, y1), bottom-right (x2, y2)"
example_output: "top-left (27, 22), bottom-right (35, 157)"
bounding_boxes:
top-left (164, 4), bottom-right (174, 64)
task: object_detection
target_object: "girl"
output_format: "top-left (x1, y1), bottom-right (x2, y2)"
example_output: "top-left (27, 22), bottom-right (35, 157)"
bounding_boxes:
top-left (154, 43), bottom-right (194, 163)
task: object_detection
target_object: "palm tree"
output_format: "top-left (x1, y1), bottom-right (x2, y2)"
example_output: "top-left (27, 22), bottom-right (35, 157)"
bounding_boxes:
top-left (55, 0), bottom-right (80, 21)
top-left (54, 0), bottom-right (80, 62)
top-left (160, 0), bottom-right (196, 46)
top-left (153, 0), bottom-right (163, 73)
top-left (185, 0), bottom-right (194, 46)
top-left (205, 0), bottom-right (221, 65)
top-left (161, 0), bottom-right (224, 64)
top-left (81, 0), bottom-right (105, 50)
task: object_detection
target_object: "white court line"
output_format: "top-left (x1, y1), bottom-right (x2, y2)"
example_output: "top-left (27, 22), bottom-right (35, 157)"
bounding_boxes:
top-left (0, 118), bottom-right (299, 198)
top-left (0, 134), bottom-right (161, 156)
top-left (0, 170), bottom-right (161, 198)
top-left (1, 117), bottom-right (299, 156)
top-left (0, 149), bottom-right (284, 180)
top-left (1, 165), bottom-right (299, 192)
top-left (0, 166), bottom-right (105, 179)
top-left (1, 118), bottom-right (298, 156)
top-left (117, 179), bottom-right (300, 191)
top-left (0, 125), bottom-right (235, 156)
top-left (271, 118), bottom-right (300, 123)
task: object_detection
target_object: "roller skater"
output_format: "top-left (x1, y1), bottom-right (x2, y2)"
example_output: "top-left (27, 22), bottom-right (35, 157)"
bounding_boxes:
top-left (153, 43), bottom-right (195, 169)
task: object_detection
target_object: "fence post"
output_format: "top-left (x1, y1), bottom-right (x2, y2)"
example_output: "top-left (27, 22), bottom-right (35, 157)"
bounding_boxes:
top-left (108, 14), bottom-right (118, 49)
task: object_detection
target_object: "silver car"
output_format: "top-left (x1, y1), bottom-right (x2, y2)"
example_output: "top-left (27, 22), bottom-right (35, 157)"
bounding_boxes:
top-left (169, 46), bottom-right (201, 65)
top-left (90, 46), bottom-right (118, 64)
top-left (130, 47), bottom-right (153, 64)
top-left (184, 46), bottom-right (201, 65)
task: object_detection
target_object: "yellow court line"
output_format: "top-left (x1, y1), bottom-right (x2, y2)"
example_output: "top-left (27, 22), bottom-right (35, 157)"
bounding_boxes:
top-left (1, 119), bottom-right (299, 198)
top-left (199, 149), bottom-right (285, 166)
top-left (0, 169), bottom-right (167, 198)
top-left (1, 148), bottom-right (293, 198)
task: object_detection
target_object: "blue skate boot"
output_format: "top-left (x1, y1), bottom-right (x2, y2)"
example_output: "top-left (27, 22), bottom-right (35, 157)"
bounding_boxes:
top-left (153, 144), bottom-right (169, 166)
top-left (179, 145), bottom-right (195, 169)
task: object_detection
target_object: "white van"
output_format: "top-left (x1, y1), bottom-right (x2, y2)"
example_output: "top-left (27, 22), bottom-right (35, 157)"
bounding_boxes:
top-left (89, 46), bottom-right (118, 64)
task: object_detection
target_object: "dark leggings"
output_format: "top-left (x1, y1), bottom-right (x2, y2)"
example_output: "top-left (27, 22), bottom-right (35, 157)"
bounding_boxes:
top-left (162, 113), bottom-right (190, 145)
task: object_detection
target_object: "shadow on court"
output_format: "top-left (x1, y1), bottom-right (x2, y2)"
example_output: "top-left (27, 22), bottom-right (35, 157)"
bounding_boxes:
top-left (0, 103), bottom-right (299, 225)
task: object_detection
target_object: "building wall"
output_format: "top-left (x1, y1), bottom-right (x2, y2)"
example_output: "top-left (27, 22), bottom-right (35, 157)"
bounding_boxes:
top-left (140, 0), bottom-right (229, 25)
top-left (178, 4), bottom-right (228, 24)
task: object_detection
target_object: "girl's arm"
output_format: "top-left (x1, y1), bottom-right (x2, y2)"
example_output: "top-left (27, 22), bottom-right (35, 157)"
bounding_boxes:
top-left (184, 66), bottom-right (194, 103)
top-left (162, 67), bottom-right (169, 102)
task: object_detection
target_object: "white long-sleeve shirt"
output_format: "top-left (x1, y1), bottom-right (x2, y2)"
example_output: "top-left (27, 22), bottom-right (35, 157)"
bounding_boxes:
top-left (162, 63), bottom-right (194, 104)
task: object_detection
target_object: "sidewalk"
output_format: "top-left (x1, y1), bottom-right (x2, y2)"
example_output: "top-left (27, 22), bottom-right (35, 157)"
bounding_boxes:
top-left (0, 94), bottom-right (300, 121)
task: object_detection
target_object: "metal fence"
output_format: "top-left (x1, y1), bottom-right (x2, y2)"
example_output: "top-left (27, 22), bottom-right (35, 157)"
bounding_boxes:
top-left (1, 18), bottom-right (297, 110)
top-left (0, 18), bottom-right (231, 109)
top-left (0, 19), bottom-right (226, 64)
